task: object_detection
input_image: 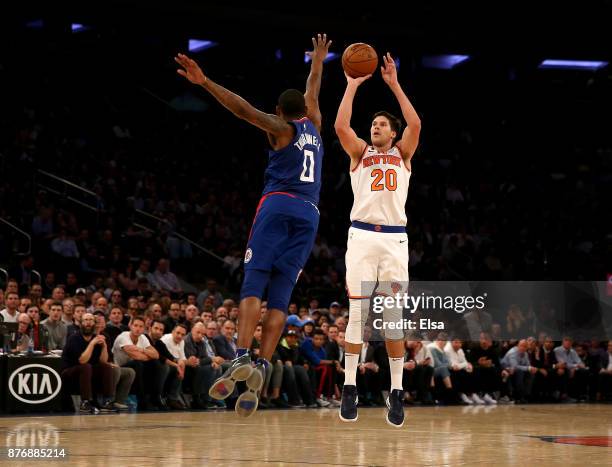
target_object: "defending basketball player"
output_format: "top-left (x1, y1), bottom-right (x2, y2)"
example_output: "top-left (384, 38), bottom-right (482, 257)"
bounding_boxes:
top-left (175, 34), bottom-right (331, 417)
top-left (334, 52), bottom-right (421, 427)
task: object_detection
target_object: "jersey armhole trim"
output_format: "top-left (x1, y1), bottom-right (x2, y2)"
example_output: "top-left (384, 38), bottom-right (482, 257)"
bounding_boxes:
top-left (394, 144), bottom-right (412, 172)
top-left (350, 144), bottom-right (369, 172)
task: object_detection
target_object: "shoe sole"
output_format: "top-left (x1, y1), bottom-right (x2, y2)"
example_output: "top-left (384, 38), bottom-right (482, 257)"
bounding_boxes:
top-left (338, 395), bottom-right (359, 422)
top-left (385, 397), bottom-right (404, 428)
top-left (209, 363), bottom-right (254, 401)
top-left (235, 368), bottom-right (265, 418)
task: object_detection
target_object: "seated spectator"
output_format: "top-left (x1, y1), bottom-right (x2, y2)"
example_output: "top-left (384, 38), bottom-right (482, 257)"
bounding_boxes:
top-left (213, 319), bottom-right (237, 361)
top-left (26, 305), bottom-right (49, 351)
top-left (277, 329), bottom-right (316, 407)
top-left (8, 313), bottom-right (32, 352)
top-left (18, 297), bottom-right (32, 314)
top-left (135, 259), bottom-right (157, 290)
top-left (41, 301), bottom-right (68, 350)
top-left (200, 309), bottom-right (213, 325)
top-left (161, 324), bottom-right (189, 409)
top-left (1, 291), bottom-right (20, 322)
top-left (51, 287), bottom-right (66, 302)
top-left (554, 336), bottom-right (589, 401)
top-left (153, 258), bottom-right (183, 295)
top-left (598, 341), bottom-right (612, 401)
top-left (501, 339), bottom-right (538, 403)
top-left (403, 338), bottom-right (435, 404)
top-left (111, 316), bottom-right (163, 410)
top-left (325, 324), bottom-right (340, 361)
top-left (146, 320), bottom-right (181, 410)
top-left (61, 313), bottom-right (117, 414)
top-left (428, 335), bottom-right (454, 401)
top-left (182, 304), bottom-right (198, 333)
top-left (62, 298), bottom-right (75, 325)
top-left (183, 322), bottom-right (223, 409)
top-left (197, 279), bottom-right (223, 309)
top-left (444, 338), bottom-right (484, 404)
top-left (300, 329), bottom-right (337, 407)
top-left (107, 306), bottom-right (129, 341)
top-left (467, 332), bottom-right (500, 404)
top-left (125, 297), bottom-right (140, 325)
top-left (163, 302), bottom-right (181, 333)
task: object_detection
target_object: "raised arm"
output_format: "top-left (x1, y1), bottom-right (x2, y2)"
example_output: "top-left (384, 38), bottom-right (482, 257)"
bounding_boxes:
top-left (304, 33), bottom-right (332, 132)
top-left (175, 53), bottom-right (293, 138)
top-left (334, 74), bottom-right (371, 166)
top-left (381, 52), bottom-right (421, 160)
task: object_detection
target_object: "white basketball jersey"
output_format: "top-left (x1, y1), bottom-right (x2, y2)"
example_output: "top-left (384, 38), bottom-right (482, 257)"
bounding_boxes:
top-left (349, 145), bottom-right (411, 226)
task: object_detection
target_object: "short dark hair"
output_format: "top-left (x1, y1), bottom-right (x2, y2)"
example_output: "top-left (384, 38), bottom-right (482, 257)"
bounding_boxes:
top-left (372, 111), bottom-right (402, 137)
top-left (131, 316), bottom-right (145, 325)
top-left (151, 319), bottom-right (165, 329)
top-left (50, 301), bottom-right (63, 309)
top-left (173, 323), bottom-right (187, 332)
top-left (6, 291), bottom-right (19, 299)
top-left (313, 328), bottom-right (326, 337)
top-left (278, 89), bottom-right (306, 118)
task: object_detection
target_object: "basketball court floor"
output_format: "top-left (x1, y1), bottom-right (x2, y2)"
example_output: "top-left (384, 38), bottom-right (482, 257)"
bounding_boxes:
top-left (1, 404), bottom-right (611, 466)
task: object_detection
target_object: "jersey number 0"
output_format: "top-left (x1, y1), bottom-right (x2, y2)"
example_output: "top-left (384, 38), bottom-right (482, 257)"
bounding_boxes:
top-left (300, 149), bottom-right (315, 183)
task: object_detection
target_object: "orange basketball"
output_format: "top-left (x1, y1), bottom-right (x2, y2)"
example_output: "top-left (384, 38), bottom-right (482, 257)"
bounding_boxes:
top-left (342, 43), bottom-right (378, 78)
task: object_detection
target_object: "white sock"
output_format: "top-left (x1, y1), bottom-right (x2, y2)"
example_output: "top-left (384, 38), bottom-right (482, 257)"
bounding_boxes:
top-left (344, 353), bottom-right (360, 386)
top-left (389, 357), bottom-right (404, 391)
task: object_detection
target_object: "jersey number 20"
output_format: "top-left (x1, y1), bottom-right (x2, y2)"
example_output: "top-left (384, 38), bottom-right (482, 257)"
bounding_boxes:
top-left (371, 168), bottom-right (397, 191)
top-left (300, 149), bottom-right (315, 183)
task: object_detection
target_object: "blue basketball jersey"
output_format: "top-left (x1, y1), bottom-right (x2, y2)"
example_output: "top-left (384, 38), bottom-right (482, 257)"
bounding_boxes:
top-left (262, 117), bottom-right (323, 205)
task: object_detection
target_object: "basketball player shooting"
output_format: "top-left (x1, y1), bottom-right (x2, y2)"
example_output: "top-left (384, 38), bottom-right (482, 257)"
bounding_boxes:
top-left (175, 34), bottom-right (331, 417)
top-left (334, 52), bottom-right (421, 427)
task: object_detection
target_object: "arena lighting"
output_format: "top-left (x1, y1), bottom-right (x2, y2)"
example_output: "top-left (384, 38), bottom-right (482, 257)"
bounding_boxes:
top-left (539, 59), bottom-right (608, 70)
top-left (188, 39), bottom-right (218, 53)
top-left (26, 19), bottom-right (44, 28)
top-left (422, 54), bottom-right (470, 69)
top-left (304, 52), bottom-right (338, 63)
top-left (71, 23), bottom-right (88, 33)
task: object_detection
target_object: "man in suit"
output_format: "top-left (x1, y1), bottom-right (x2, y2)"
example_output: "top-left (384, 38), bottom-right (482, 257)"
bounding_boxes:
top-left (213, 319), bottom-right (237, 361)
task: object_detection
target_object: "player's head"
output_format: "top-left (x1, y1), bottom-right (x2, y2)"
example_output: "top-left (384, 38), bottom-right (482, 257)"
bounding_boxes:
top-left (371, 111), bottom-right (401, 147)
top-left (276, 89), bottom-right (306, 120)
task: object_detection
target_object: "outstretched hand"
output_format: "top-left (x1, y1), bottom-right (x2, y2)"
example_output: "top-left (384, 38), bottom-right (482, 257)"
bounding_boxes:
top-left (345, 72), bottom-right (372, 87)
top-left (381, 52), bottom-right (398, 87)
top-left (306, 33), bottom-right (332, 63)
top-left (175, 53), bottom-right (207, 86)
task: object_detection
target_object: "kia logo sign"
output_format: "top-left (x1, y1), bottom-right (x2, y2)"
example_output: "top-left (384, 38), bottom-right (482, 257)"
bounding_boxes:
top-left (8, 364), bottom-right (62, 404)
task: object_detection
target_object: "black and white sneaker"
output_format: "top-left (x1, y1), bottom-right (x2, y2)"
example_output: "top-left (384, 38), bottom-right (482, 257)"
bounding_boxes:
top-left (385, 389), bottom-right (404, 428)
top-left (209, 353), bottom-right (253, 400)
top-left (80, 400), bottom-right (100, 415)
top-left (339, 385), bottom-right (359, 422)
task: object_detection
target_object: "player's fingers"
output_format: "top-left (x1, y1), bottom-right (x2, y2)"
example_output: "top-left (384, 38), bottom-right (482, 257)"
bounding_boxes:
top-left (327, 39), bottom-right (332, 49)
top-left (177, 69), bottom-right (187, 77)
top-left (323, 33), bottom-right (327, 44)
top-left (312, 37), bottom-right (316, 48)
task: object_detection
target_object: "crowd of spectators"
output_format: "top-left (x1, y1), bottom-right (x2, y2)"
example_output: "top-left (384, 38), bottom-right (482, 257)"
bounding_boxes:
top-left (1, 279), bottom-right (611, 414)
top-left (1, 21), bottom-right (611, 414)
